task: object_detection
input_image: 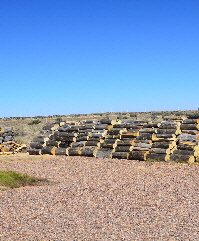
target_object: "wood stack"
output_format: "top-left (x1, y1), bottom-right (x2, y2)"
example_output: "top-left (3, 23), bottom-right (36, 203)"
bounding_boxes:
top-left (146, 121), bottom-right (179, 161)
top-left (170, 115), bottom-right (199, 163)
top-left (94, 120), bottom-right (117, 158)
top-left (28, 122), bottom-right (62, 155)
top-left (0, 125), bottom-right (20, 154)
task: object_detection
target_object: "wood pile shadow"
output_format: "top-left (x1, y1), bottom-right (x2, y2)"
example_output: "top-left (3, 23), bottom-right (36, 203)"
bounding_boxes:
top-left (27, 115), bottom-right (199, 163)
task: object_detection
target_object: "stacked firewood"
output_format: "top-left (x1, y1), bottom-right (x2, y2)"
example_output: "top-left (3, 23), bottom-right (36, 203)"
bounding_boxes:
top-left (170, 115), bottom-right (199, 163)
top-left (128, 121), bottom-right (159, 161)
top-left (146, 121), bottom-right (180, 161)
top-left (28, 122), bottom-right (62, 155)
top-left (27, 117), bottom-right (199, 163)
top-left (0, 125), bottom-right (27, 154)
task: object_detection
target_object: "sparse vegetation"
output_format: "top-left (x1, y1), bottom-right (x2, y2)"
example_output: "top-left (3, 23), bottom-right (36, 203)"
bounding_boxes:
top-left (0, 170), bottom-right (49, 190)
top-left (28, 119), bottom-right (41, 125)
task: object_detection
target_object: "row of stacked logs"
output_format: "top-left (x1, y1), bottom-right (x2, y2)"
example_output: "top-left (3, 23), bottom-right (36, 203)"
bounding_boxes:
top-left (0, 125), bottom-right (27, 154)
top-left (28, 115), bottom-right (199, 163)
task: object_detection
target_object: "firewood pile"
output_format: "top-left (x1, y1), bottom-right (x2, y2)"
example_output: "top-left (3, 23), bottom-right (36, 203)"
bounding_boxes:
top-left (28, 116), bottom-right (199, 163)
top-left (0, 125), bottom-right (27, 154)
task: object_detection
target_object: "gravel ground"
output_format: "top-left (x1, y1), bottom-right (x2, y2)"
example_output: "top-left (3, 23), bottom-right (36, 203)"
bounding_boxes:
top-left (0, 154), bottom-right (199, 240)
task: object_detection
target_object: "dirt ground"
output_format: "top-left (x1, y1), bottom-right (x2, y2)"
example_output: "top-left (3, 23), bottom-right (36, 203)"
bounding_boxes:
top-left (0, 154), bottom-right (199, 240)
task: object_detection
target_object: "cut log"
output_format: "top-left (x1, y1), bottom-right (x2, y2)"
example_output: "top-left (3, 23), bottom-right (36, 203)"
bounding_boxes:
top-left (181, 130), bottom-right (199, 135)
top-left (139, 128), bottom-right (157, 134)
top-left (157, 129), bottom-right (181, 135)
top-left (71, 141), bottom-right (86, 148)
top-left (46, 140), bottom-right (60, 147)
top-left (108, 128), bottom-right (126, 135)
top-left (187, 114), bottom-right (199, 119)
top-left (76, 136), bottom-right (88, 142)
top-left (59, 141), bottom-right (72, 148)
top-left (143, 122), bottom-right (161, 128)
top-left (178, 134), bottom-right (196, 142)
top-left (170, 154), bottom-right (195, 163)
top-left (183, 119), bottom-right (198, 124)
top-left (100, 143), bottom-right (116, 149)
top-left (152, 134), bottom-right (177, 142)
top-left (116, 139), bottom-right (135, 146)
top-left (95, 148), bottom-right (113, 158)
top-left (33, 137), bottom-right (49, 143)
top-left (41, 146), bottom-right (57, 155)
top-left (80, 147), bottom-right (98, 157)
top-left (30, 142), bottom-right (44, 149)
top-left (85, 140), bottom-right (100, 147)
top-left (151, 142), bottom-right (176, 149)
top-left (94, 124), bottom-right (109, 130)
top-left (180, 124), bottom-right (199, 130)
top-left (136, 133), bottom-right (153, 140)
top-left (121, 132), bottom-right (139, 139)
top-left (128, 151), bottom-right (149, 161)
top-left (100, 119), bottom-right (112, 125)
top-left (150, 148), bottom-right (171, 154)
top-left (55, 148), bottom-right (68, 155)
top-left (115, 146), bottom-right (132, 152)
top-left (146, 153), bottom-right (169, 161)
top-left (28, 148), bottom-right (42, 155)
top-left (112, 152), bottom-right (128, 159)
top-left (173, 149), bottom-right (195, 156)
top-left (68, 147), bottom-right (82, 156)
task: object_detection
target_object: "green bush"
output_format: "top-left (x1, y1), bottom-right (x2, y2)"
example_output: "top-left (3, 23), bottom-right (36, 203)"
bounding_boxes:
top-left (28, 119), bottom-right (41, 125)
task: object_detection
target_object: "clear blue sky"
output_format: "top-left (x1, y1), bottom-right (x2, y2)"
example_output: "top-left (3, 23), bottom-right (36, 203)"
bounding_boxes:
top-left (1, 0), bottom-right (199, 117)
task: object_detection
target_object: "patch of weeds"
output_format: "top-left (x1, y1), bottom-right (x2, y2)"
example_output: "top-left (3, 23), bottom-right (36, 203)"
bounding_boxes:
top-left (146, 158), bottom-right (165, 163)
top-left (0, 170), bottom-right (50, 190)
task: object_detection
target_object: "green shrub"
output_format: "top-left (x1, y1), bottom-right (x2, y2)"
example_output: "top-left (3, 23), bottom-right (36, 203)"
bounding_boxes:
top-left (28, 119), bottom-right (41, 125)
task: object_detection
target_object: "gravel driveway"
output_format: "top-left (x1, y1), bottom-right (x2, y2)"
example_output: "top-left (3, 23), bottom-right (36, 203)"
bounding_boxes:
top-left (0, 155), bottom-right (199, 240)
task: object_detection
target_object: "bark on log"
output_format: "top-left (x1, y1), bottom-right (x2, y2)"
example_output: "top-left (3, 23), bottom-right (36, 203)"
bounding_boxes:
top-left (55, 148), bottom-right (68, 155)
top-left (150, 148), bottom-right (171, 154)
top-left (85, 140), bottom-right (100, 147)
top-left (146, 153), bottom-right (169, 161)
top-left (30, 142), bottom-right (44, 149)
top-left (100, 119), bottom-right (112, 125)
top-left (59, 141), bottom-right (72, 148)
top-left (28, 148), bottom-right (42, 155)
top-left (152, 142), bottom-right (176, 149)
top-left (68, 147), bottom-right (82, 156)
top-left (95, 148), bottom-right (112, 158)
top-left (100, 143), bottom-right (115, 149)
top-left (71, 141), bottom-right (85, 148)
top-left (94, 124), bottom-right (109, 130)
top-left (183, 119), bottom-right (198, 124)
top-left (178, 134), bottom-right (196, 142)
top-left (112, 152), bottom-right (128, 159)
top-left (173, 149), bottom-right (195, 155)
top-left (152, 134), bottom-right (176, 141)
top-left (170, 154), bottom-right (195, 163)
top-left (115, 146), bottom-right (132, 152)
top-left (180, 124), bottom-right (199, 130)
top-left (121, 132), bottom-right (139, 139)
top-left (139, 128), bottom-right (157, 134)
top-left (187, 114), bottom-right (199, 119)
top-left (128, 151), bottom-right (149, 161)
top-left (41, 146), bottom-right (57, 155)
top-left (108, 128), bottom-right (126, 135)
top-left (181, 130), bottom-right (199, 135)
top-left (136, 133), bottom-right (153, 140)
top-left (80, 147), bottom-right (98, 157)
top-left (46, 140), bottom-right (60, 147)
top-left (143, 123), bottom-right (161, 128)
top-left (157, 129), bottom-right (180, 135)
top-left (116, 139), bottom-right (135, 146)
